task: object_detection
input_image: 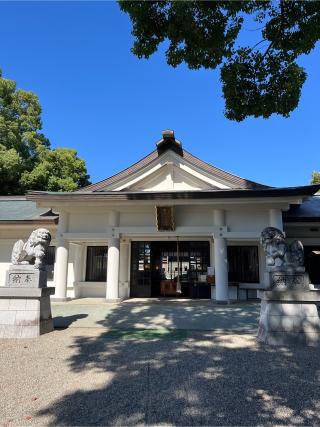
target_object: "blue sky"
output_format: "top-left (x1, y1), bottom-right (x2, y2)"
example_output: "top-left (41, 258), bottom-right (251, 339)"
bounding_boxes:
top-left (0, 1), bottom-right (319, 187)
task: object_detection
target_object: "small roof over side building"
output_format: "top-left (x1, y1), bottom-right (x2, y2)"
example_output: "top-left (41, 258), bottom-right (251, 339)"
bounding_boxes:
top-left (0, 197), bottom-right (58, 224)
top-left (284, 196), bottom-right (320, 222)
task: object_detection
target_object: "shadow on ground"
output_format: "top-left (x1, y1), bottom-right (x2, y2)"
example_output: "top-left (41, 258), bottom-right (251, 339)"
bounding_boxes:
top-left (54, 313), bottom-right (88, 329)
top-left (52, 300), bottom-right (260, 333)
top-left (37, 301), bottom-right (320, 426)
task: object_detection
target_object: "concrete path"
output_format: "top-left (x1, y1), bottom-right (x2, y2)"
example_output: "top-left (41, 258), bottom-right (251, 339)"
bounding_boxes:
top-left (52, 298), bottom-right (260, 333)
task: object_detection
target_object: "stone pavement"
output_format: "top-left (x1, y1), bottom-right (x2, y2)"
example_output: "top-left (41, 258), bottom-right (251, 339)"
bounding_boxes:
top-left (52, 298), bottom-right (260, 333)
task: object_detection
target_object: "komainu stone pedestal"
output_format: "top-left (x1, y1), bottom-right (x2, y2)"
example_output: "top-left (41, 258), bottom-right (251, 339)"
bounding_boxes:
top-left (6, 265), bottom-right (48, 288)
top-left (0, 266), bottom-right (55, 338)
top-left (257, 291), bottom-right (320, 346)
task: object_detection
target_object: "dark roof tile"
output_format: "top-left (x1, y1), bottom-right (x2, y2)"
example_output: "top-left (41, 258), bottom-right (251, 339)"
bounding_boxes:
top-left (78, 147), bottom-right (268, 193)
top-left (284, 196), bottom-right (320, 222)
top-left (0, 197), bottom-right (58, 222)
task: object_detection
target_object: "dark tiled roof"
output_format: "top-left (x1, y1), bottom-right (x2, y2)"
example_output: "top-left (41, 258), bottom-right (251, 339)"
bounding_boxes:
top-left (182, 150), bottom-right (269, 190)
top-left (284, 196), bottom-right (320, 222)
top-left (77, 148), bottom-right (268, 192)
top-left (0, 197), bottom-right (58, 222)
top-left (77, 150), bottom-right (159, 192)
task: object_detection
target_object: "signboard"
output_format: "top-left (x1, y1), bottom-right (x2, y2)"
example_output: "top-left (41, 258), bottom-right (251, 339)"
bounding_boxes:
top-left (207, 266), bottom-right (215, 276)
top-left (207, 266), bottom-right (215, 284)
top-left (156, 206), bottom-right (175, 231)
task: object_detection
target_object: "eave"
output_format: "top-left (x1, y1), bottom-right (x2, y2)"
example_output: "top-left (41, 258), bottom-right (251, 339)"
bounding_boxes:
top-left (0, 218), bottom-right (59, 225)
top-left (26, 184), bottom-right (320, 203)
top-left (0, 217), bottom-right (59, 226)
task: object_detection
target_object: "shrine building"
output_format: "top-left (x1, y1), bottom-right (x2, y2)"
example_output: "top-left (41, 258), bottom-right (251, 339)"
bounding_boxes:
top-left (0, 130), bottom-right (319, 302)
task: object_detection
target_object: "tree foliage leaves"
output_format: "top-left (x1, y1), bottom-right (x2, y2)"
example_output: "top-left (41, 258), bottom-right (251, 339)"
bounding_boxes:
top-left (311, 172), bottom-right (320, 185)
top-left (0, 70), bottom-right (90, 195)
top-left (119, 1), bottom-right (320, 121)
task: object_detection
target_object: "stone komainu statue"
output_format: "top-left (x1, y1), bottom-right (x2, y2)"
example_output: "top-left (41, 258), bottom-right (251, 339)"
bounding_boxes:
top-left (11, 228), bottom-right (51, 270)
top-left (260, 227), bottom-right (305, 273)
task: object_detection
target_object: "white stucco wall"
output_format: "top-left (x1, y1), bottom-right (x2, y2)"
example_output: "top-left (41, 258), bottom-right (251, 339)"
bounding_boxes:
top-left (68, 214), bottom-right (109, 233)
top-left (120, 210), bottom-right (154, 227)
top-left (64, 204), bottom-right (274, 232)
top-left (175, 206), bottom-right (213, 227)
top-left (226, 209), bottom-right (269, 232)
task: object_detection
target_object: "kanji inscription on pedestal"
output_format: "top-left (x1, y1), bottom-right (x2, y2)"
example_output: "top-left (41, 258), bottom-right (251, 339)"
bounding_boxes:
top-left (8, 273), bottom-right (34, 287)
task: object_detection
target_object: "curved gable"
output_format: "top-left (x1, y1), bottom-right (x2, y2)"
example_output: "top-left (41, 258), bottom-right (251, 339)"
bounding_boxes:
top-left (78, 130), bottom-right (268, 193)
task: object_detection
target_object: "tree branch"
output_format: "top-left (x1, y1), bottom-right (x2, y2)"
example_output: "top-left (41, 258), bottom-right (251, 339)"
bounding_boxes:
top-left (256, 0), bottom-right (285, 64)
top-left (251, 39), bottom-right (268, 51)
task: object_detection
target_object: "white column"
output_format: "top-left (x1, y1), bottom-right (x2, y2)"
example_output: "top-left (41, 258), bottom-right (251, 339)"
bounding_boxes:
top-left (269, 208), bottom-right (283, 231)
top-left (106, 210), bottom-right (120, 301)
top-left (73, 244), bottom-right (84, 298)
top-left (119, 241), bottom-right (130, 299)
top-left (54, 211), bottom-right (69, 300)
top-left (106, 237), bottom-right (120, 300)
top-left (213, 209), bottom-right (228, 303)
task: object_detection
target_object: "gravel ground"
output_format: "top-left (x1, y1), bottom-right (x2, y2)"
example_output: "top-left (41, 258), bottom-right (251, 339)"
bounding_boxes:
top-left (1, 328), bottom-right (320, 427)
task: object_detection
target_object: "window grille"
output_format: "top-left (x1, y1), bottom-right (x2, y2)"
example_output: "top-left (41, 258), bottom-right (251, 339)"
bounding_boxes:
top-left (227, 246), bottom-right (259, 283)
top-left (86, 246), bottom-right (108, 282)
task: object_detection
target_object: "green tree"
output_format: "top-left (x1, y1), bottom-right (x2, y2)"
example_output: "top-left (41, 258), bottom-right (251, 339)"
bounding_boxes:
top-left (0, 70), bottom-right (90, 194)
top-left (0, 146), bottom-right (23, 195)
top-left (311, 172), bottom-right (320, 185)
top-left (119, 1), bottom-right (320, 121)
top-left (21, 147), bottom-right (90, 192)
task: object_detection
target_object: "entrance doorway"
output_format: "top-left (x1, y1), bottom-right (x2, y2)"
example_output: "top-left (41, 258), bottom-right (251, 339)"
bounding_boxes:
top-left (130, 241), bottom-right (210, 298)
top-left (305, 246), bottom-right (320, 285)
